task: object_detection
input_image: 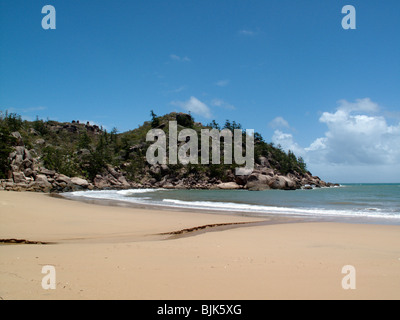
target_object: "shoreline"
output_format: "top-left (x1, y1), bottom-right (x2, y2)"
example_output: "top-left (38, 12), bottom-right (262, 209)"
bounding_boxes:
top-left (57, 189), bottom-right (400, 227)
top-left (54, 192), bottom-right (315, 222)
top-left (1, 191), bottom-right (399, 300)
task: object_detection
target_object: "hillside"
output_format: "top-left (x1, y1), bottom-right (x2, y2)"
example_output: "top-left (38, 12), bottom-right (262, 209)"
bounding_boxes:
top-left (0, 110), bottom-right (336, 192)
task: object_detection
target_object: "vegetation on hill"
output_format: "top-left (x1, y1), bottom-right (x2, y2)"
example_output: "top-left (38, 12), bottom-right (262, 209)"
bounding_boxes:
top-left (0, 110), bottom-right (308, 184)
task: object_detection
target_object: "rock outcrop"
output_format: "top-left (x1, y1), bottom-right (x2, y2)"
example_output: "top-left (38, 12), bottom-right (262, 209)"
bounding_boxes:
top-left (0, 143), bottom-right (337, 192)
top-left (0, 142), bottom-right (96, 192)
top-left (217, 182), bottom-right (241, 190)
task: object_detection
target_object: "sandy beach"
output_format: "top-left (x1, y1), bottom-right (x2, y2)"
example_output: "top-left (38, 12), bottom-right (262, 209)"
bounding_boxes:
top-left (0, 191), bottom-right (399, 300)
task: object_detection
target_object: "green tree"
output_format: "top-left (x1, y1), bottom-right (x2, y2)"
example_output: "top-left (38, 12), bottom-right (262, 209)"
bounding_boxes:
top-left (85, 132), bottom-right (114, 180)
top-left (110, 127), bottom-right (118, 142)
top-left (33, 116), bottom-right (48, 135)
top-left (0, 111), bottom-right (23, 132)
top-left (176, 113), bottom-right (194, 128)
top-left (254, 132), bottom-right (264, 143)
top-left (223, 119), bottom-right (242, 131)
top-left (0, 126), bottom-right (17, 178)
top-left (77, 132), bottom-right (92, 150)
top-left (150, 110), bottom-right (160, 128)
top-left (207, 120), bottom-right (220, 130)
top-left (41, 146), bottom-right (77, 177)
top-left (297, 156), bottom-right (307, 173)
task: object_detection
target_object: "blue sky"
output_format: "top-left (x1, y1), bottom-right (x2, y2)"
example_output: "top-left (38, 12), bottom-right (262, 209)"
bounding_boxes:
top-left (1, 0), bottom-right (399, 182)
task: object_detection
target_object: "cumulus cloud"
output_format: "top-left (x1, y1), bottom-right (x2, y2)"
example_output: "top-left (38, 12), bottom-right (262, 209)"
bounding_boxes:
top-left (336, 97), bottom-right (380, 113)
top-left (305, 137), bottom-right (327, 152)
top-left (308, 99), bottom-right (400, 165)
top-left (269, 116), bottom-right (290, 129)
top-left (271, 98), bottom-right (400, 181)
top-left (272, 130), bottom-right (304, 157)
top-left (171, 96), bottom-right (212, 119)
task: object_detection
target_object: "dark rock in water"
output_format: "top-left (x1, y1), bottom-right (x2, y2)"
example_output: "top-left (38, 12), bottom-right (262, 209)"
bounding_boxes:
top-left (268, 176), bottom-right (296, 190)
top-left (281, 176), bottom-right (297, 190)
top-left (235, 175), bottom-right (248, 186)
top-left (269, 176), bottom-right (285, 190)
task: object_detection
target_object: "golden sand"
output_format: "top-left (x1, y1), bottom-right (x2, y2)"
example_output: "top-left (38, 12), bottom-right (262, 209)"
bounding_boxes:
top-left (1, 191), bottom-right (399, 300)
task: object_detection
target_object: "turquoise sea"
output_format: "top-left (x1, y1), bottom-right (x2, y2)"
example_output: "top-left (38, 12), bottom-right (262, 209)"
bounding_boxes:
top-left (65, 184), bottom-right (400, 225)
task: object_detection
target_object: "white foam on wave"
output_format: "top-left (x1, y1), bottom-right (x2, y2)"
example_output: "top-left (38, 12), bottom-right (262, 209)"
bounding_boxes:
top-left (69, 189), bottom-right (120, 199)
top-left (65, 189), bottom-right (162, 203)
top-left (162, 199), bottom-right (400, 220)
top-left (117, 188), bottom-right (165, 196)
top-left (63, 189), bottom-right (400, 222)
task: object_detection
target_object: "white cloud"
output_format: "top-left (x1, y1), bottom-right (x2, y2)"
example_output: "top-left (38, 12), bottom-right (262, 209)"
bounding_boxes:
top-left (270, 98), bottom-right (400, 182)
top-left (269, 116), bottom-right (290, 129)
top-left (171, 96), bottom-right (212, 119)
top-left (272, 130), bottom-right (304, 157)
top-left (239, 29), bottom-right (256, 36)
top-left (169, 54), bottom-right (190, 62)
top-left (215, 79), bottom-right (230, 87)
top-left (210, 98), bottom-right (236, 110)
top-left (305, 137), bottom-right (327, 152)
top-left (170, 54), bottom-right (180, 60)
top-left (337, 97), bottom-right (379, 113)
top-left (313, 99), bottom-right (400, 165)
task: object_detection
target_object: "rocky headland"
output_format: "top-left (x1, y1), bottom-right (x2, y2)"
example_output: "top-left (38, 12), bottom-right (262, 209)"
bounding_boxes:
top-left (0, 112), bottom-right (338, 193)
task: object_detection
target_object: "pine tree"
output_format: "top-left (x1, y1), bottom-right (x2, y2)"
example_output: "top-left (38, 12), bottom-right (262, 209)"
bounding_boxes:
top-left (0, 126), bottom-right (17, 178)
top-left (150, 110), bottom-right (160, 128)
top-left (77, 132), bottom-right (92, 150)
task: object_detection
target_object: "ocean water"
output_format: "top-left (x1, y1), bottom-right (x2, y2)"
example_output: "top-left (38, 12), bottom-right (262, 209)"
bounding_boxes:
top-left (64, 184), bottom-right (400, 225)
